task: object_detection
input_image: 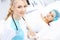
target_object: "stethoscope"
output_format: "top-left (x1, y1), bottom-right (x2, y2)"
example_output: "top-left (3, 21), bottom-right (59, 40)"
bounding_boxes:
top-left (12, 14), bottom-right (38, 40)
top-left (12, 14), bottom-right (39, 33)
top-left (12, 14), bottom-right (18, 31)
top-left (12, 14), bottom-right (26, 31)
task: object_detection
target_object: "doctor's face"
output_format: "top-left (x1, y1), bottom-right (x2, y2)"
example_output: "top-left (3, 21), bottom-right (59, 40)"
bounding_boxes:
top-left (13, 0), bottom-right (27, 17)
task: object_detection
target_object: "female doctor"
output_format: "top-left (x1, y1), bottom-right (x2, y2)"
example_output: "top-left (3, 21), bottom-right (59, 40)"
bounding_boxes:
top-left (0, 0), bottom-right (28, 40)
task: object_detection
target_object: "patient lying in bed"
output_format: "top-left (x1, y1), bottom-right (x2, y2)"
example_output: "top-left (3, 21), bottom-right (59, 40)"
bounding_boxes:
top-left (25, 1), bottom-right (60, 40)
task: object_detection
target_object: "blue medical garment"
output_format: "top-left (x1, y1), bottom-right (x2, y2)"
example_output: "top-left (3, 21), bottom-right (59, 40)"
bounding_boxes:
top-left (52, 9), bottom-right (60, 21)
top-left (11, 19), bottom-right (24, 40)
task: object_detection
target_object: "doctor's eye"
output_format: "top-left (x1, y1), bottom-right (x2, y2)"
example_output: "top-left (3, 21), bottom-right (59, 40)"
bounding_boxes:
top-left (18, 6), bottom-right (22, 8)
top-left (24, 5), bottom-right (27, 8)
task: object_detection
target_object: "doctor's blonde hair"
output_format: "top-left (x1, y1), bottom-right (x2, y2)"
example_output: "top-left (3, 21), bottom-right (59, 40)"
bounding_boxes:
top-left (5, 0), bottom-right (27, 20)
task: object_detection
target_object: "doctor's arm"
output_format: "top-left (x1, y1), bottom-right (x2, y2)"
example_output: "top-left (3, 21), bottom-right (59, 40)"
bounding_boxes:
top-left (22, 17), bottom-right (38, 39)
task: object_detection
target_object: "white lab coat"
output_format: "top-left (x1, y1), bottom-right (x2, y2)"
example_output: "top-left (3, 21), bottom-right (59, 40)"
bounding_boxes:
top-left (0, 16), bottom-right (28, 40)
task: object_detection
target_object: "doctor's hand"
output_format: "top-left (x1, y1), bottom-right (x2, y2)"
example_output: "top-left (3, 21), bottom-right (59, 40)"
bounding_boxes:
top-left (27, 31), bottom-right (39, 40)
top-left (27, 31), bottom-right (35, 37)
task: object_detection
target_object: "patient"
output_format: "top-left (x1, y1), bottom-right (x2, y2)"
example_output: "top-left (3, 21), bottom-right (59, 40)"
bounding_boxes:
top-left (25, 1), bottom-right (60, 40)
top-left (41, 9), bottom-right (60, 25)
top-left (37, 9), bottom-right (60, 40)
